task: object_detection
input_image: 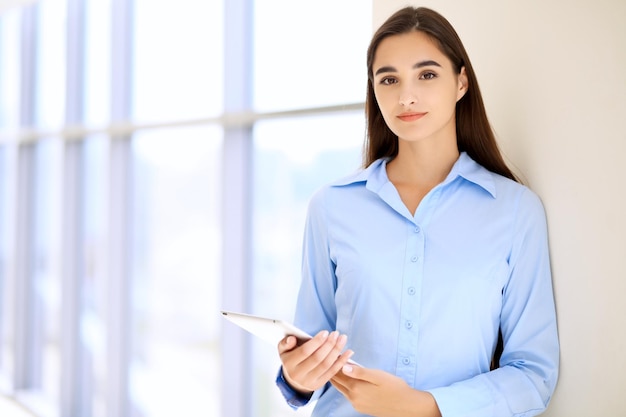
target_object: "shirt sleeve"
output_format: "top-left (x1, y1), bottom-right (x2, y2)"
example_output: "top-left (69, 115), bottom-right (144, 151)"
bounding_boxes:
top-left (275, 367), bottom-right (314, 409)
top-left (427, 189), bottom-right (560, 417)
top-left (275, 188), bottom-right (336, 408)
top-left (294, 188), bottom-right (338, 334)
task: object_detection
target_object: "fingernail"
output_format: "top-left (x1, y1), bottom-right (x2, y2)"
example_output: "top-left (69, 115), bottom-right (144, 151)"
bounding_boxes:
top-left (320, 330), bottom-right (329, 339)
top-left (343, 365), bottom-right (353, 373)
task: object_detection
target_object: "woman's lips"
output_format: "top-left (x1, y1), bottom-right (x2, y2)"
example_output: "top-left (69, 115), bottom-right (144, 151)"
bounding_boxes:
top-left (397, 112), bottom-right (427, 122)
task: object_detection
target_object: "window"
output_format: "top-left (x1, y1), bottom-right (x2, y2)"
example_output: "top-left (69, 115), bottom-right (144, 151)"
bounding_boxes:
top-left (0, 143), bottom-right (16, 388)
top-left (252, 113), bottom-right (365, 416)
top-left (250, 3), bottom-right (371, 416)
top-left (33, 138), bottom-right (63, 406)
top-left (81, 135), bottom-right (110, 417)
top-left (130, 127), bottom-right (222, 417)
top-left (35, 0), bottom-right (66, 129)
top-left (0, 1), bottom-right (372, 416)
top-left (0, 7), bottom-right (21, 388)
top-left (133, 0), bottom-right (223, 122)
top-left (84, 0), bottom-right (111, 126)
top-left (254, 1), bottom-right (371, 111)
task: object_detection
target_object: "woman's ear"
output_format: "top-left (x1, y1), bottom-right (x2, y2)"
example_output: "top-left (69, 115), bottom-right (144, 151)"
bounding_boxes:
top-left (457, 66), bottom-right (468, 101)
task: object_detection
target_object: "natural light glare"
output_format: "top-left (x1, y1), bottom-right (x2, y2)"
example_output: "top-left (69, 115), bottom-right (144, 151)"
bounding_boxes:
top-left (0, 9), bottom-right (20, 129)
top-left (84, 0), bottom-right (111, 126)
top-left (130, 124), bottom-right (222, 417)
top-left (252, 112), bottom-right (365, 417)
top-left (254, 113), bottom-right (365, 166)
top-left (133, 0), bottom-right (223, 122)
top-left (254, 0), bottom-right (372, 111)
top-left (132, 127), bottom-right (223, 174)
top-left (36, 0), bottom-right (66, 128)
top-left (0, 0), bottom-right (375, 415)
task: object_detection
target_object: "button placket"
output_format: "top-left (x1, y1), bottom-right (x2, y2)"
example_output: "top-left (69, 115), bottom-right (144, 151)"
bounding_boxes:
top-left (397, 222), bottom-right (423, 382)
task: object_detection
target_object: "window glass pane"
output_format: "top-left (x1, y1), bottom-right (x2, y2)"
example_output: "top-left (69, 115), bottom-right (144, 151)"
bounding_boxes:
top-left (33, 0), bottom-right (66, 401)
top-left (84, 0), bottom-right (111, 126)
top-left (36, 0), bottom-right (67, 129)
top-left (130, 126), bottom-right (222, 417)
top-left (0, 9), bottom-right (21, 385)
top-left (34, 138), bottom-right (63, 404)
top-left (0, 9), bottom-right (21, 130)
top-left (133, 0), bottom-right (223, 122)
top-left (82, 135), bottom-right (110, 417)
top-left (254, 0), bottom-right (372, 111)
top-left (0, 144), bottom-right (16, 386)
top-left (252, 112), bottom-right (364, 416)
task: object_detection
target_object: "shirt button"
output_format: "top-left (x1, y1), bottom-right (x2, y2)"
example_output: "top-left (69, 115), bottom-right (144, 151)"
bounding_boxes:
top-left (414, 226), bottom-right (421, 233)
top-left (402, 357), bottom-right (410, 365)
top-left (411, 256), bottom-right (418, 262)
top-left (405, 321), bottom-right (413, 329)
top-left (407, 287), bottom-right (416, 295)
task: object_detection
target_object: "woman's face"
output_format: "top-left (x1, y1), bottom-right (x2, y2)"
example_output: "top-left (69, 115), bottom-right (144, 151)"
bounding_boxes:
top-left (372, 30), bottom-right (467, 145)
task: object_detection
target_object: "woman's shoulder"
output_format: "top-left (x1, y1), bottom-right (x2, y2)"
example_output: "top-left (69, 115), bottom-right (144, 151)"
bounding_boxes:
top-left (458, 153), bottom-right (546, 219)
top-left (459, 152), bottom-right (537, 200)
top-left (487, 172), bottom-right (548, 228)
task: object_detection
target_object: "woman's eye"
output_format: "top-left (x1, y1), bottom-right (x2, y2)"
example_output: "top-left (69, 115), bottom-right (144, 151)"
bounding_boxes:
top-left (380, 77), bottom-right (397, 85)
top-left (420, 72), bottom-right (437, 80)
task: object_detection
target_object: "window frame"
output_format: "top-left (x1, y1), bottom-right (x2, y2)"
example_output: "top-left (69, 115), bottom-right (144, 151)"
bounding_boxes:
top-left (0, 1), bottom-right (366, 417)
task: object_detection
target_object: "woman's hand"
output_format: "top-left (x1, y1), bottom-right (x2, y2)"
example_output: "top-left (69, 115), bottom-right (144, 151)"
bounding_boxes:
top-left (278, 330), bottom-right (354, 394)
top-left (331, 365), bottom-right (441, 417)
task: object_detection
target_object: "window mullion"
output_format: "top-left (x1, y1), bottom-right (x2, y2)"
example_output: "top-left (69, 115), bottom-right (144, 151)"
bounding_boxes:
top-left (13, 3), bottom-right (39, 394)
top-left (221, 1), bottom-right (254, 416)
top-left (13, 143), bottom-right (38, 392)
top-left (60, 0), bottom-right (88, 415)
top-left (107, 0), bottom-right (133, 416)
top-left (60, 140), bottom-right (86, 417)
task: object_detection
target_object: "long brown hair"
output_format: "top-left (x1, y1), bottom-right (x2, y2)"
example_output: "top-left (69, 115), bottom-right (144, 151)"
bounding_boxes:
top-left (364, 7), bottom-right (517, 182)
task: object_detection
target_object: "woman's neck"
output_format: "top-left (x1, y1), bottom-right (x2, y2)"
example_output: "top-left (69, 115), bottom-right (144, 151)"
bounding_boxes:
top-left (386, 140), bottom-right (460, 188)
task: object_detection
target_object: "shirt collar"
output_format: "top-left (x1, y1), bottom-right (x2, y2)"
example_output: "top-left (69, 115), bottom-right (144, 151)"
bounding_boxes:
top-left (330, 152), bottom-right (497, 198)
top-left (444, 152), bottom-right (497, 198)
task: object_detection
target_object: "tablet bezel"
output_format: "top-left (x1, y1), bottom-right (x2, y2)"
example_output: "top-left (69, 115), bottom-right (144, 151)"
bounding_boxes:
top-left (221, 310), bottom-right (312, 345)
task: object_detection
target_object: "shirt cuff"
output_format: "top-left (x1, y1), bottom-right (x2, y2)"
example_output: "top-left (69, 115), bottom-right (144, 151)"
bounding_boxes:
top-left (275, 366), bottom-right (313, 409)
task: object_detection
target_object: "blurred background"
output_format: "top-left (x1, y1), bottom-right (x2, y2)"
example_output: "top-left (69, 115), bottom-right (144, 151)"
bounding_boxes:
top-left (0, 0), bottom-right (371, 416)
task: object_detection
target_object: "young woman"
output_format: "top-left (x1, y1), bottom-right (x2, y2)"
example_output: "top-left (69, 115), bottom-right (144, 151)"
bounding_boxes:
top-left (276, 6), bottom-right (559, 417)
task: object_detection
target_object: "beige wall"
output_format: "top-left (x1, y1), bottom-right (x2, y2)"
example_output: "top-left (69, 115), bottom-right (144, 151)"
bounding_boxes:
top-left (373, 1), bottom-right (626, 415)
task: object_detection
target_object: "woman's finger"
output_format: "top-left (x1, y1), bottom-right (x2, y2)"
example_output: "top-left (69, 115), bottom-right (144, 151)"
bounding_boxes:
top-left (277, 335), bottom-right (298, 355)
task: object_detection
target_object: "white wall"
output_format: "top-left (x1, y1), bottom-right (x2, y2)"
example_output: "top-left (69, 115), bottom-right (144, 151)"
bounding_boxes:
top-left (373, 1), bottom-right (626, 416)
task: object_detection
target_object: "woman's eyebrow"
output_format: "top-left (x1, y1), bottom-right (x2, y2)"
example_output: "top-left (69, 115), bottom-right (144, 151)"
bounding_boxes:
top-left (374, 60), bottom-right (442, 76)
top-left (413, 59), bottom-right (441, 69)
top-left (374, 65), bottom-right (397, 76)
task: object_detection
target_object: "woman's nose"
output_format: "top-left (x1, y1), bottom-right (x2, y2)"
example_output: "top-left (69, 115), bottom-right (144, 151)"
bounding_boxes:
top-left (399, 90), bottom-right (417, 106)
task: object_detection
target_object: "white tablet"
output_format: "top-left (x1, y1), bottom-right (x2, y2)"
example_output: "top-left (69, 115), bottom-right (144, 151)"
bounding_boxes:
top-left (221, 310), bottom-right (313, 345)
top-left (221, 310), bottom-right (361, 366)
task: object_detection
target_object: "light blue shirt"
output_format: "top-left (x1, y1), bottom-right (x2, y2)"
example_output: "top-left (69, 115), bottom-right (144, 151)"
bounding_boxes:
top-left (291, 152), bottom-right (559, 417)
